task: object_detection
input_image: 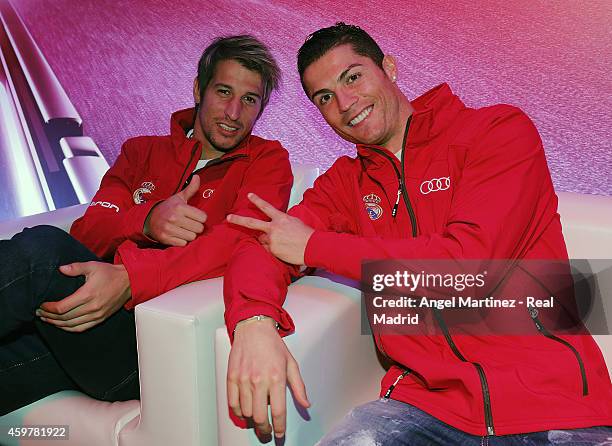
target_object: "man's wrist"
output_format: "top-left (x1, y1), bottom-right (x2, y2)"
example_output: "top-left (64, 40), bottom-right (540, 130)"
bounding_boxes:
top-left (113, 264), bottom-right (132, 304)
top-left (142, 202), bottom-right (163, 242)
top-left (233, 315), bottom-right (279, 336)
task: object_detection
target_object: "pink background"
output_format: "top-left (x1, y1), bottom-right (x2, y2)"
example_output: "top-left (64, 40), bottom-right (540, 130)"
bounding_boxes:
top-left (13, 0), bottom-right (612, 195)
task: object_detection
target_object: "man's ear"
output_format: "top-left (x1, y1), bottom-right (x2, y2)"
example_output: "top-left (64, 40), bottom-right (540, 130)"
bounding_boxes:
top-left (382, 55), bottom-right (398, 82)
top-left (193, 77), bottom-right (201, 104)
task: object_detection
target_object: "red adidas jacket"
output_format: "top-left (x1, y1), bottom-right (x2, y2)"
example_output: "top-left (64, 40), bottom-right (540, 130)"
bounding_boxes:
top-left (224, 84), bottom-right (612, 436)
top-left (71, 108), bottom-right (292, 308)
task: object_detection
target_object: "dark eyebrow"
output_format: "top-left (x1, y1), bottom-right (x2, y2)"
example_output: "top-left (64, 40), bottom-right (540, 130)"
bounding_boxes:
top-left (338, 63), bottom-right (362, 83)
top-left (215, 83), bottom-right (261, 99)
top-left (244, 91), bottom-right (262, 99)
top-left (311, 88), bottom-right (332, 102)
top-left (310, 63), bottom-right (363, 101)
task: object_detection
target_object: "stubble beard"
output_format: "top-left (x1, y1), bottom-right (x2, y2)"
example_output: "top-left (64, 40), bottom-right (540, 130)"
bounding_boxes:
top-left (203, 127), bottom-right (246, 155)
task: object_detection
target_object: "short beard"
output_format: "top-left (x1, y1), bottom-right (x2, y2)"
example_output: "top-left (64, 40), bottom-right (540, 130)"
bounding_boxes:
top-left (204, 129), bottom-right (246, 153)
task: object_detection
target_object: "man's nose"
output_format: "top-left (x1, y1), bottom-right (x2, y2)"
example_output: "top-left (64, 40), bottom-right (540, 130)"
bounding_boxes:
top-left (336, 88), bottom-right (357, 114)
top-left (225, 97), bottom-right (242, 121)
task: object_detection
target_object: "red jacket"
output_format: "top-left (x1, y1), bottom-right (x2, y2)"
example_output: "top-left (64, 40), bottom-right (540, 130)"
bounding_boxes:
top-left (71, 108), bottom-right (292, 308)
top-left (224, 84), bottom-right (612, 436)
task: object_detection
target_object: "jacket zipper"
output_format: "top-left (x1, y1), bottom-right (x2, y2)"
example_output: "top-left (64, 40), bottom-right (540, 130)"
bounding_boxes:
top-left (399, 117), bottom-right (418, 237)
top-left (369, 118), bottom-right (417, 236)
top-left (527, 306), bottom-right (588, 395)
top-left (174, 144), bottom-right (199, 194)
top-left (370, 118), bottom-right (418, 399)
top-left (368, 118), bottom-right (420, 410)
top-left (433, 308), bottom-right (495, 436)
top-left (383, 369), bottom-right (411, 399)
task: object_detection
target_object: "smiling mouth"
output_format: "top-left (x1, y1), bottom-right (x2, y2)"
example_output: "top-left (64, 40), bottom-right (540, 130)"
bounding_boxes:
top-left (348, 106), bottom-right (373, 127)
top-left (218, 122), bottom-right (240, 132)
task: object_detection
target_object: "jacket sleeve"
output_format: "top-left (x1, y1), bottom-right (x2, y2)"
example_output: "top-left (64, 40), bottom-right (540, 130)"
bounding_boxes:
top-left (116, 143), bottom-right (293, 309)
top-left (305, 107), bottom-right (556, 279)
top-left (70, 138), bottom-right (160, 260)
top-left (224, 107), bottom-right (556, 337)
top-left (223, 157), bottom-right (357, 339)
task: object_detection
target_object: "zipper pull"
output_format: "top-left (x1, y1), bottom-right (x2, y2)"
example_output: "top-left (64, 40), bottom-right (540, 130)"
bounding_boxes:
top-left (392, 184), bottom-right (402, 218)
top-left (528, 306), bottom-right (544, 331)
top-left (182, 173), bottom-right (193, 190)
top-left (528, 306), bottom-right (538, 319)
top-left (383, 369), bottom-right (410, 399)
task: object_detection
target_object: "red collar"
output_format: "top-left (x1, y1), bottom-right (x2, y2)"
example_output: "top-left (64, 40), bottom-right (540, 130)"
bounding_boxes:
top-left (356, 83), bottom-right (465, 161)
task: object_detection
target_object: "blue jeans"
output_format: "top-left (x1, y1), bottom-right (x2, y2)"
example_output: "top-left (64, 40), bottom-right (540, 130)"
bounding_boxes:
top-left (316, 398), bottom-right (612, 446)
top-left (0, 226), bottom-right (139, 415)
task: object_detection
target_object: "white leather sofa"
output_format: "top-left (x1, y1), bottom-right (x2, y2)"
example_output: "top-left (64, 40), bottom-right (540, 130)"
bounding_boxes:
top-left (1, 190), bottom-right (610, 446)
top-left (0, 165), bottom-right (320, 446)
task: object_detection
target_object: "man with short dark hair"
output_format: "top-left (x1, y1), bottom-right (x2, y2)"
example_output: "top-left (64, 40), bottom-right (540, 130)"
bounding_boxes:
top-left (0, 35), bottom-right (292, 415)
top-left (223, 23), bottom-right (612, 444)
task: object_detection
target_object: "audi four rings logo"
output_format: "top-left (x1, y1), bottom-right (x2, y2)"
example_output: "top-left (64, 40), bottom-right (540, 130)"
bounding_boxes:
top-left (420, 177), bottom-right (451, 195)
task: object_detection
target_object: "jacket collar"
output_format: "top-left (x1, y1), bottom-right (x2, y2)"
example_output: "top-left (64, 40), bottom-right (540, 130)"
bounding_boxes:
top-left (356, 83), bottom-right (465, 163)
top-left (169, 108), bottom-right (253, 160)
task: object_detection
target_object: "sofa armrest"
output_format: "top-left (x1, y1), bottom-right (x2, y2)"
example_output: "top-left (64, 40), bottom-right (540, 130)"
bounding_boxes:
top-left (118, 278), bottom-right (226, 446)
top-left (215, 275), bottom-right (384, 446)
top-left (558, 192), bottom-right (612, 259)
top-left (0, 203), bottom-right (88, 239)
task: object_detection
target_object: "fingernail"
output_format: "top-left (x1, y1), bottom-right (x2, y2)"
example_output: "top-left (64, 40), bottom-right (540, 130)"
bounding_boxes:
top-left (35, 309), bottom-right (41, 316)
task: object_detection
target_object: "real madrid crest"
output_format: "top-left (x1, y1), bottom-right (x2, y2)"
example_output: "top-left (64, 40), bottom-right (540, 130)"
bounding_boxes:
top-left (363, 193), bottom-right (383, 220)
top-left (133, 181), bottom-right (156, 204)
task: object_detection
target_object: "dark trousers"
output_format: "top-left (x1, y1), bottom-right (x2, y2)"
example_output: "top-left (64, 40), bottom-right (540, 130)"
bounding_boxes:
top-left (0, 226), bottom-right (139, 415)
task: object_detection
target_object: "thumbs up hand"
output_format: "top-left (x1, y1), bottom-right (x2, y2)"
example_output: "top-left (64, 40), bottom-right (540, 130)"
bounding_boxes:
top-left (144, 174), bottom-right (207, 246)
